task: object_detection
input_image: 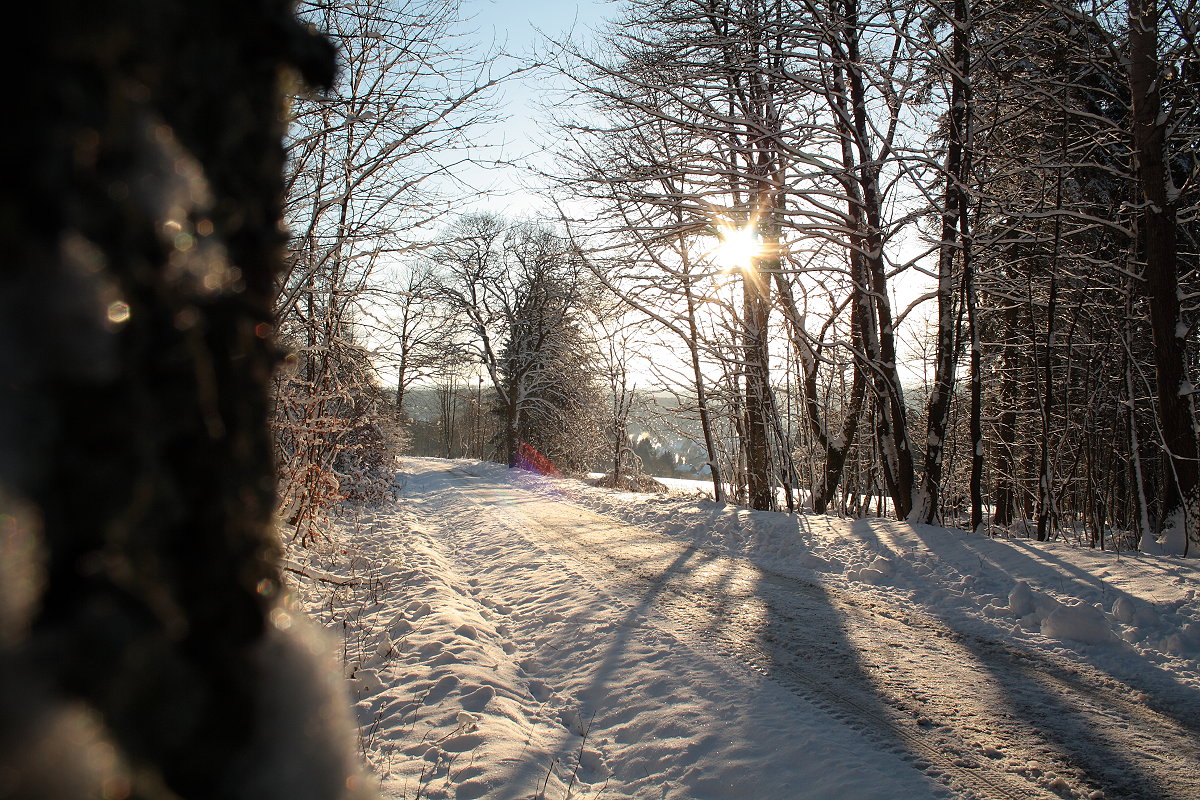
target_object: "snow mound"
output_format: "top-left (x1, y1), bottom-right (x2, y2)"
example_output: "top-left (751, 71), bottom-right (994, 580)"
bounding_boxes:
top-left (1112, 595), bottom-right (1136, 624)
top-left (1040, 602), bottom-right (1114, 645)
top-left (1009, 581), bottom-right (1034, 617)
top-left (590, 471), bottom-right (670, 494)
top-left (1141, 508), bottom-right (1192, 556)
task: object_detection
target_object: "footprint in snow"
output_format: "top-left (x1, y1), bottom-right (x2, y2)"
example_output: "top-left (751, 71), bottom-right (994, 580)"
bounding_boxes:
top-left (417, 641), bottom-right (444, 659)
top-left (460, 685), bottom-right (495, 712)
top-left (406, 742), bottom-right (439, 759)
top-left (527, 680), bottom-right (552, 702)
top-left (576, 749), bottom-right (611, 783)
top-left (560, 708), bottom-right (587, 735)
top-left (454, 623), bottom-right (478, 640)
top-left (440, 733), bottom-right (484, 753)
top-left (454, 780), bottom-right (489, 800)
top-left (455, 765), bottom-right (485, 782)
top-left (480, 597), bottom-right (512, 615)
top-left (424, 674), bottom-right (459, 704)
top-left (500, 642), bottom-right (517, 655)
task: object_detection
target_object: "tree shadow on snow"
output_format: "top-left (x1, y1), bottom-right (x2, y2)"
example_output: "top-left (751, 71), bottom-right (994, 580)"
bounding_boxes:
top-left (488, 506), bottom-right (951, 799)
top-left (880, 521), bottom-right (1200, 799)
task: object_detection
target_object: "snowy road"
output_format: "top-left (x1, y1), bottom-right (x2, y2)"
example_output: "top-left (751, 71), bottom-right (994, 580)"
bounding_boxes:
top-left (299, 459), bottom-right (1200, 799)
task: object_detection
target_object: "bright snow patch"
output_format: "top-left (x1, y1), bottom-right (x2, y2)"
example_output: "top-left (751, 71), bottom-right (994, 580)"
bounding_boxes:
top-left (287, 458), bottom-right (1200, 800)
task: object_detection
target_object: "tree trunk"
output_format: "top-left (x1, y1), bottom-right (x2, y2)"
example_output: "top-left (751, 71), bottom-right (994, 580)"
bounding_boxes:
top-left (684, 270), bottom-right (727, 502)
top-left (833, 2), bottom-right (913, 519)
top-left (772, 265), bottom-right (865, 514)
top-left (504, 397), bottom-right (520, 467)
top-left (965, 230), bottom-right (983, 535)
top-left (1036, 140), bottom-right (1067, 542)
top-left (1129, 0), bottom-right (1199, 553)
top-left (915, 0), bottom-right (971, 524)
top-left (1036, 256), bottom-right (1057, 542)
top-left (4, 3), bottom-right (366, 798)
top-left (1124, 280), bottom-right (1154, 547)
top-left (744, 233), bottom-right (775, 512)
top-left (993, 300), bottom-right (1020, 528)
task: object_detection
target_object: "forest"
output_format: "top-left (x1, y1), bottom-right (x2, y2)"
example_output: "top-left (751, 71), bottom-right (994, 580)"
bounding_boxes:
top-left (273, 0), bottom-right (1200, 556)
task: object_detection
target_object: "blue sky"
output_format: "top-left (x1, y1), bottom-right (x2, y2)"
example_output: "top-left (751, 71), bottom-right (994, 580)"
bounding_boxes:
top-left (454, 1), bottom-right (611, 214)
top-left (465, 0), bottom-right (608, 52)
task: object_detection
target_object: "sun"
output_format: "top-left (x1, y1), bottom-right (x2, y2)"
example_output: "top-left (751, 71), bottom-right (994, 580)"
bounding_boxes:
top-left (713, 224), bottom-right (761, 270)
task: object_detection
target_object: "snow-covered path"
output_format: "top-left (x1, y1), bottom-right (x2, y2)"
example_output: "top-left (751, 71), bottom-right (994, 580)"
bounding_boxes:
top-left (291, 458), bottom-right (1200, 799)
top-left (404, 461), bottom-right (950, 799)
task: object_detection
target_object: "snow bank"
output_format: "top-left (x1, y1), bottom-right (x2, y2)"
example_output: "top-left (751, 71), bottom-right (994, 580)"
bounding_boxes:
top-left (285, 504), bottom-right (589, 799)
top-left (1008, 582), bottom-right (1115, 644)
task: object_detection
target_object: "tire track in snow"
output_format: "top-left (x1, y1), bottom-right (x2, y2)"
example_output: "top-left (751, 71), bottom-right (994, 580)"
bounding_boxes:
top-left (541, 507), bottom-right (1200, 800)
top-left (424, 468), bottom-right (1036, 798)
top-left (426, 465), bottom-right (1200, 800)
top-left (454, 489), bottom-right (1057, 800)
top-left (520, 508), bottom-right (1200, 799)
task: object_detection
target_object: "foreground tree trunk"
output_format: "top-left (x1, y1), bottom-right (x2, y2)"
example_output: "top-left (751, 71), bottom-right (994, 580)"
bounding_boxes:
top-left (2, 2), bottom-right (367, 797)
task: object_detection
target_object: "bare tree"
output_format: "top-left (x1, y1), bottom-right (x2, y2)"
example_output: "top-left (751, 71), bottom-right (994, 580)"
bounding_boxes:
top-left (547, 0), bottom-right (819, 509)
top-left (550, 0), bottom-right (942, 515)
top-left (432, 215), bottom-right (606, 471)
top-left (381, 264), bottom-right (453, 422)
top-left (272, 0), bottom-right (505, 540)
top-left (911, 0), bottom-right (976, 525)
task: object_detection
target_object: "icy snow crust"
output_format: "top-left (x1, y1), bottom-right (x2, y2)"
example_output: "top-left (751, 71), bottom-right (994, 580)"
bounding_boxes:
top-left (288, 458), bottom-right (1200, 800)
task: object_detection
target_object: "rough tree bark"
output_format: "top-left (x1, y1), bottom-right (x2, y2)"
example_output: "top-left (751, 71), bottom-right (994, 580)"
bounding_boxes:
top-left (2, 2), bottom-right (368, 798)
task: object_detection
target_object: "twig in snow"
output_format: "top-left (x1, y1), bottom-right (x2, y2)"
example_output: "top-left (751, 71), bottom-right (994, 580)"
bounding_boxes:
top-left (537, 757), bottom-right (560, 800)
top-left (564, 711), bottom-right (597, 800)
top-left (281, 558), bottom-right (361, 586)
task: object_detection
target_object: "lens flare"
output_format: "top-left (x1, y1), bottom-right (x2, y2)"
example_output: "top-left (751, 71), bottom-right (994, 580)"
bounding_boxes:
top-left (714, 224), bottom-right (761, 270)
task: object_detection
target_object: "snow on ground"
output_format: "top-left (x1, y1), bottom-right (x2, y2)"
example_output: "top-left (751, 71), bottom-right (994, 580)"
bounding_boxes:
top-left (580, 474), bottom-right (1200, 690)
top-left (285, 458), bottom-right (1200, 800)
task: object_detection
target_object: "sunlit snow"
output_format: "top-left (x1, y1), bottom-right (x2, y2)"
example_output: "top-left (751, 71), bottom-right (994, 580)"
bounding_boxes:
top-left (287, 458), bottom-right (1200, 800)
